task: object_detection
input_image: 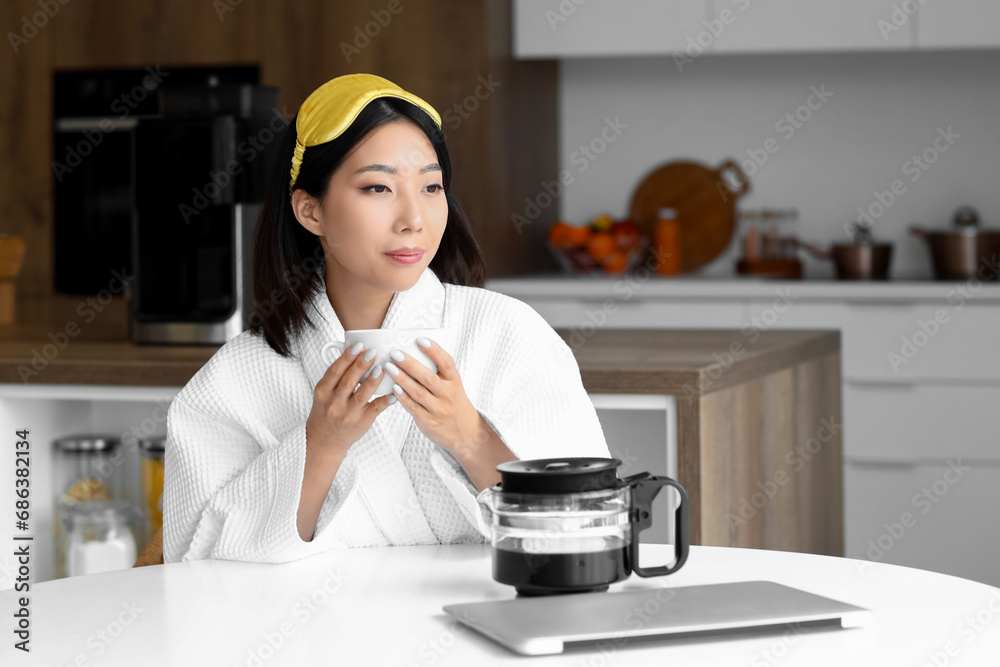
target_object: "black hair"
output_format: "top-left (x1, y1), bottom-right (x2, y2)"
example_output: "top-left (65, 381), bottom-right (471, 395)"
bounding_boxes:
top-left (248, 96), bottom-right (487, 357)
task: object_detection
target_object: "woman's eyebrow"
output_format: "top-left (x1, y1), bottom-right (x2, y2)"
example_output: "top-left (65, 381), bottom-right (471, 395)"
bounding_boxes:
top-left (354, 163), bottom-right (442, 175)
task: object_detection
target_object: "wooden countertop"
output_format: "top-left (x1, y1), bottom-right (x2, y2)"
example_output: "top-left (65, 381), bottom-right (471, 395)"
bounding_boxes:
top-left (0, 293), bottom-right (839, 393)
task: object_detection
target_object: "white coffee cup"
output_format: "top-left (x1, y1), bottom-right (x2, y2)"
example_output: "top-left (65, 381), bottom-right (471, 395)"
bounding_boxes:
top-left (337, 328), bottom-right (446, 398)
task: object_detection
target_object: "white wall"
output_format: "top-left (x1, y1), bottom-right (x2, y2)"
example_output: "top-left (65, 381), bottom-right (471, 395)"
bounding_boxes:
top-left (557, 50), bottom-right (1000, 279)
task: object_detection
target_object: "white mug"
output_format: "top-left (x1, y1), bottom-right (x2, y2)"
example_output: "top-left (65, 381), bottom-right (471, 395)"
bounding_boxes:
top-left (333, 328), bottom-right (446, 398)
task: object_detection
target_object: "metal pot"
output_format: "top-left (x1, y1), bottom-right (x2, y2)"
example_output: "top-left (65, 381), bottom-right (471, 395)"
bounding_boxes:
top-left (797, 240), bottom-right (894, 280)
top-left (911, 207), bottom-right (1000, 281)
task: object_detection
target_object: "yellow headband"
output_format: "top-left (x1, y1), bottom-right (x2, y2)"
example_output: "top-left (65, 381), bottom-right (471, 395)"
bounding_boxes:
top-left (288, 73), bottom-right (442, 194)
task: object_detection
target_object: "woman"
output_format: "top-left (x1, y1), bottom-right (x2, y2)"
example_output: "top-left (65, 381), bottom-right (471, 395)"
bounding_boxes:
top-left (162, 73), bottom-right (611, 564)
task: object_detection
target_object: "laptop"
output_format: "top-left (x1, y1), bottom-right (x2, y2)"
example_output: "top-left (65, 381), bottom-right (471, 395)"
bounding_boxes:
top-left (443, 580), bottom-right (872, 656)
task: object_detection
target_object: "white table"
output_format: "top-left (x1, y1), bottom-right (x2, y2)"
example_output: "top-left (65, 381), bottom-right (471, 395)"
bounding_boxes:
top-left (4, 544), bottom-right (1000, 666)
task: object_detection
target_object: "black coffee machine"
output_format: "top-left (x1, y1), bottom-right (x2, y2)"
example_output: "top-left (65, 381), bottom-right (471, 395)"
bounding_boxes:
top-left (129, 80), bottom-right (284, 345)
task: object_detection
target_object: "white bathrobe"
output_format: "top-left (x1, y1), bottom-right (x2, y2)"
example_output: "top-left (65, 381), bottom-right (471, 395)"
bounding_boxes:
top-left (162, 266), bottom-right (611, 563)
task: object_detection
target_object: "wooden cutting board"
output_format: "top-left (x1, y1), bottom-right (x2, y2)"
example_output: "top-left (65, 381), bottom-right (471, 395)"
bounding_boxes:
top-left (628, 159), bottom-right (750, 272)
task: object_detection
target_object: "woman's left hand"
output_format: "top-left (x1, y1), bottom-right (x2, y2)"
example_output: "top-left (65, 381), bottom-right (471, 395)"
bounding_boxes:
top-left (383, 338), bottom-right (483, 461)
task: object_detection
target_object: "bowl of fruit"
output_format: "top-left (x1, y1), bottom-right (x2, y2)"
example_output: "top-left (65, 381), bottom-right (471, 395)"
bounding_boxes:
top-left (547, 214), bottom-right (648, 276)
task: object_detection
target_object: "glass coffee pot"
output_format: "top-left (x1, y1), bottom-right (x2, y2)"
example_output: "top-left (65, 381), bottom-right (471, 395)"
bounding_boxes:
top-left (477, 457), bottom-right (690, 596)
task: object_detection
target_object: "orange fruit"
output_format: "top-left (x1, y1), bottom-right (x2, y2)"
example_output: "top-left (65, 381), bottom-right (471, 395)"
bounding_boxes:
top-left (587, 232), bottom-right (617, 261)
top-left (565, 225), bottom-right (591, 246)
top-left (601, 252), bottom-right (628, 273)
top-left (548, 222), bottom-right (575, 249)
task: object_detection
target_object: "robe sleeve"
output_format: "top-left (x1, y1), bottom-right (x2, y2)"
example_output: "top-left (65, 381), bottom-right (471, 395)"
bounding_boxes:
top-left (162, 394), bottom-right (359, 563)
top-left (428, 300), bottom-right (613, 538)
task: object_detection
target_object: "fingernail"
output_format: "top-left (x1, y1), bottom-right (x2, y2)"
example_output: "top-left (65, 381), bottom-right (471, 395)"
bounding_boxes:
top-left (387, 395), bottom-right (397, 404)
top-left (390, 349), bottom-right (405, 363)
top-left (363, 348), bottom-right (377, 362)
top-left (393, 384), bottom-right (404, 395)
top-left (372, 365), bottom-right (383, 379)
top-left (417, 337), bottom-right (431, 349)
top-left (349, 342), bottom-right (364, 356)
top-left (385, 362), bottom-right (400, 377)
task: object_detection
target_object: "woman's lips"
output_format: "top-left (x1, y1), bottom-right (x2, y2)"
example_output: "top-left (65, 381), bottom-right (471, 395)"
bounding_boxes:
top-left (385, 250), bottom-right (424, 265)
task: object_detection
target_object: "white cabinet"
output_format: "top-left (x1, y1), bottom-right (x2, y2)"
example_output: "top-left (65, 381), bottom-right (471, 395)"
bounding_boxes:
top-left (845, 460), bottom-right (1000, 586)
top-left (513, 0), bottom-right (706, 58)
top-left (917, 1), bottom-right (1000, 50)
top-left (707, 0), bottom-right (912, 54)
top-left (843, 383), bottom-right (1000, 462)
top-left (513, 0), bottom-right (1000, 57)
top-left (744, 300), bottom-right (1000, 382)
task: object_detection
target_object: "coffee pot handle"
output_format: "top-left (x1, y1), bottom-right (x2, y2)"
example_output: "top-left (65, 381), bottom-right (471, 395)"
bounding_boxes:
top-left (625, 474), bottom-right (690, 577)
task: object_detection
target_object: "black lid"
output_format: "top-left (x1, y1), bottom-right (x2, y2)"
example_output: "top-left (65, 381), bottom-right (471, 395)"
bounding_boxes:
top-left (495, 458), bottom-right (623, 494)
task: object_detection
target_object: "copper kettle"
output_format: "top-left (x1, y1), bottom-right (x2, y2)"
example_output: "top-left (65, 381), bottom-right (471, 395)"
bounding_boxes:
top-left (796, 224), bottom-right (893, 280)
top-left (910, 207), bottom-right (1000, 281)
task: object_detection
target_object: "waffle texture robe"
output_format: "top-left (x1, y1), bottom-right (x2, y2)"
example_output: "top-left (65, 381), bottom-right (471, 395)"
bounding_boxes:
top-left (162, 266), bottom-right (611, 563)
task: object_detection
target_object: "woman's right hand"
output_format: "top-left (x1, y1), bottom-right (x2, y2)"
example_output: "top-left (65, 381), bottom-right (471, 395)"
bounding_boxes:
top-left (306, 342), bottom-right (395, 459)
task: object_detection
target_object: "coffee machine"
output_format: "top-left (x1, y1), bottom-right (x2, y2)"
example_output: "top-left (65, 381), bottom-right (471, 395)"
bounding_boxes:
top-left (128, 81), bottom-right (284, 345)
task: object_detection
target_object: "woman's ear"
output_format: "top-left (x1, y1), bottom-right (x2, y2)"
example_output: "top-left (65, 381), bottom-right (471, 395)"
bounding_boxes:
top-left (290, 189), bottom-right (323, 236)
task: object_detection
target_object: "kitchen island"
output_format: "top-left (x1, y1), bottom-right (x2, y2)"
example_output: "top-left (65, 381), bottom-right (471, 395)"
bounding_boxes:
top-left (0, 294), bottom-right (842, 585)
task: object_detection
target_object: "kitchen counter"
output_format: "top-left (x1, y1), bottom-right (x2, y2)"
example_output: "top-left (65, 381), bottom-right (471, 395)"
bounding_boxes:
top-left (1, 293), bottom-right (837, 392)
top-left (486, 273), bottom-right (1000, 303)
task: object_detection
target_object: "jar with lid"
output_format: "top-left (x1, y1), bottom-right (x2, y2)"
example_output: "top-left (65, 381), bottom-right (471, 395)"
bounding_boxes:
top-left (52, 435), bottom-right (123, 578)
top-left (140, 436), bottom-right (165, 538)
top-left (63, 500), bottom-right (142, 576)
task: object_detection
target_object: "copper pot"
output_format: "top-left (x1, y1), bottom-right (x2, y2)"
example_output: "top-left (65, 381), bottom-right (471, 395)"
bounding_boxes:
top-left (797, 241), bottom-right (893, 280)
top-left (910, 208), bottom-right (1000, 281)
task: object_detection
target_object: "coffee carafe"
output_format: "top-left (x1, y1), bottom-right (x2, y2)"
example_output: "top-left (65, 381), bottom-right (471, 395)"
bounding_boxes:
top-left (477, 457), bottom-right (690, 596)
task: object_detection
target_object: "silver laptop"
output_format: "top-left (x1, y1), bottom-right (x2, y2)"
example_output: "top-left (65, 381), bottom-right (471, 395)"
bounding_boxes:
top-left (443, 580), bottom-right (872, 656)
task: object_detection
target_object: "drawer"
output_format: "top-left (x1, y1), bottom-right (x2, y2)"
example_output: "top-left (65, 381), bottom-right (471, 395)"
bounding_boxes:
top-left (844, 383), bottom-right (1000, 462)
top-left (845, 460), bottom-right (1000, 586)
top-left (747, 300), bottom-right (1000, 381)
top-left (529, 299), bottom-right (747, 330)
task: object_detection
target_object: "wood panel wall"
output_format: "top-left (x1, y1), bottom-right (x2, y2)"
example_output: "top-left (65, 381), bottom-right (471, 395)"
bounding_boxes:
top-left (0, 0), bottom-right (559, 296)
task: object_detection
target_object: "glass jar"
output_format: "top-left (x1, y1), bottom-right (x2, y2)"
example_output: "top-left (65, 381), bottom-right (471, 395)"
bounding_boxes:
top-left (52, 435), bottom-right (122, 578)
top-left (140, 436), bottom-right (165, 538)
top-left (63, 500), bottom-right (142, 577)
